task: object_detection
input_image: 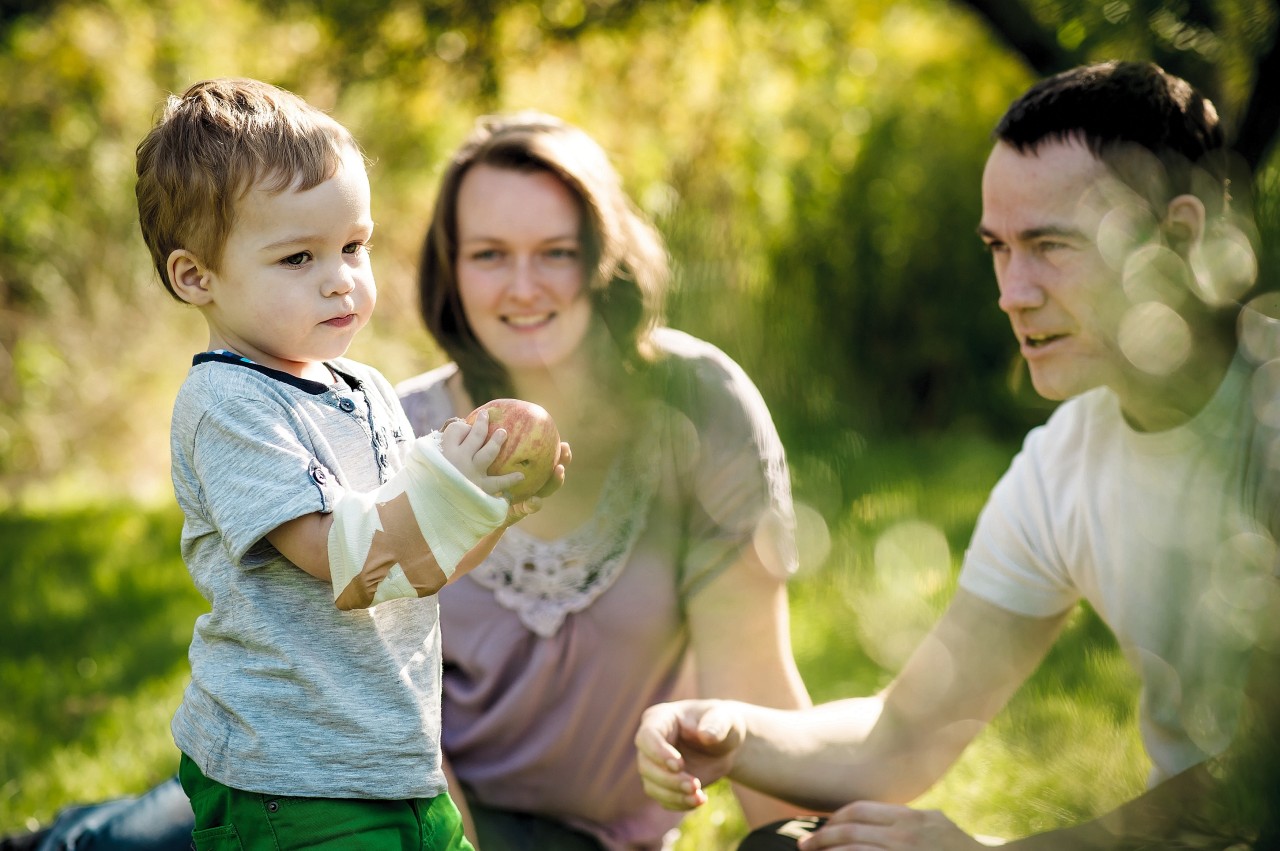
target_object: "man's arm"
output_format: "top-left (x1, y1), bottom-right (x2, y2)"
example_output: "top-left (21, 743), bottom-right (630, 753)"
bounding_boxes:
top-left (638, 589), bottom-right (1070, 812)
top-left (794, 590), bottom-right (1280, 851)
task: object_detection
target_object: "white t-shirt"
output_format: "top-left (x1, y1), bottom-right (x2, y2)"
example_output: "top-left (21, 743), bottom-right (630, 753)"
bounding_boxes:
top-left (960, 353), bottom-right (1278, 784)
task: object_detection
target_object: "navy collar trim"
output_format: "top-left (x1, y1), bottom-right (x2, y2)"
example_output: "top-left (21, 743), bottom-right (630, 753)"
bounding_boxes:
top-left (192, 351), bottom-right (359, 395)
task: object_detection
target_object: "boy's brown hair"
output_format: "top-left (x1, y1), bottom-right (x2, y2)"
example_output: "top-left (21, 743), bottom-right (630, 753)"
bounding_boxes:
top-left (135, 78), bottom-right (360, 299)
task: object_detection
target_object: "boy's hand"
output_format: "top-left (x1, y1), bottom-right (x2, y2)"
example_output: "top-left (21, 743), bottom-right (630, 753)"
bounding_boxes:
top-left (439, 410), bottom-right (524, 496)
top-left (502, 440), bottom-right (572, 525)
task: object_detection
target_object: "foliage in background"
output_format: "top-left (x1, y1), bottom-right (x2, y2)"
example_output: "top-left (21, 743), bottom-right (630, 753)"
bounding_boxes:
top-left (1, 0), bottom-right (1276, 505)
top-left (0, 3), bottom-right (1274, 848)
top-left (0, 437), bottom-right (1148, 848)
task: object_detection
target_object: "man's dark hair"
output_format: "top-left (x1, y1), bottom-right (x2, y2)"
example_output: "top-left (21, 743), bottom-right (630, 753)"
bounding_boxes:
top-left (996, 61), bottom-right (1228, 214)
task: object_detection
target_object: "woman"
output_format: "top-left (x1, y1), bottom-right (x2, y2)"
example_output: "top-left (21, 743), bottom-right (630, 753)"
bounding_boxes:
top-left (398, 111), bottom-right (812, 849)
top-left (3, 112), bottom-right (811, 851)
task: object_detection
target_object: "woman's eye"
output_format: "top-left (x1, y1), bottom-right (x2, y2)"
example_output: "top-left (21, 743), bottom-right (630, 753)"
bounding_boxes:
top-left (281, 252), bottom-right (311, 267)
top-left (546, 247), bottom-right (578, 261)
top-left (471, 249), bottom-right (501, 262)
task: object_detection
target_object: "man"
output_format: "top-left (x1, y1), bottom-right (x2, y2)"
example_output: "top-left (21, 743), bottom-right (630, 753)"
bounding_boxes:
top-left (635, 61), bottom-right (1280, 850)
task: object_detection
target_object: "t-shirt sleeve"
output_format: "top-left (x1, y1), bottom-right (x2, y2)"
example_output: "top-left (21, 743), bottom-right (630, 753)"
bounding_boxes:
top-left (673, 352), bottom-right (798, 599)
top-left (190, 398), bottom-right (332, 567)
top-left (958, 430), bottom-right (1079, 617)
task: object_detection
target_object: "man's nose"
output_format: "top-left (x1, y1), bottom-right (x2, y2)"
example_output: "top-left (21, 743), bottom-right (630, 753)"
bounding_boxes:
top-left (996, 254), bottom-right (1045, 313)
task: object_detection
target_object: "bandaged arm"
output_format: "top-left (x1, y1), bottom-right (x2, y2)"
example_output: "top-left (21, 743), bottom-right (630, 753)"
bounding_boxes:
top-left (327, 431), bottom-right (509, 610)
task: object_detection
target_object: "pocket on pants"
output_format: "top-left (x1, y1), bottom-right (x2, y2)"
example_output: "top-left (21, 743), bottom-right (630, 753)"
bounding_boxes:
top-left (190, 824), bottom-right (244, 851)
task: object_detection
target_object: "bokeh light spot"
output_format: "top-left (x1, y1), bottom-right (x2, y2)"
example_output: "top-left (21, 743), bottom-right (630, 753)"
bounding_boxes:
top-left (788, 500), bottom-right (832, 576)
top-left (1191, 224), bottom-right (1257, 306)
top-left (1118, 301), bottom-right (1191, 376)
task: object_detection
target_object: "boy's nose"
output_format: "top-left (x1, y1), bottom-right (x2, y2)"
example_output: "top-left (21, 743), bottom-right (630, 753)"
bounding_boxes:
top-left (325, 266), bottom-right (356, 297)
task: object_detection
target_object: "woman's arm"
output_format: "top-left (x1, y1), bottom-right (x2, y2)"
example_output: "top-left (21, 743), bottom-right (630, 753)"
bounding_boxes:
top-left (685, 544), bottom-right (821, 826)
top-left (440, 750), bottom-right (481, 849)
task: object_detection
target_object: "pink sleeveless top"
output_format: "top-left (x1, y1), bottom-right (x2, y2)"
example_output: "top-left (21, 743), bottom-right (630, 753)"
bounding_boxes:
top-left (395, 329), bottom-right (797, 850)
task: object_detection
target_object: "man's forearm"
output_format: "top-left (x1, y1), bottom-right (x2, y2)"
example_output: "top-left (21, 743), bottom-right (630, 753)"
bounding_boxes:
top-left (726, 696), bottom-right (955, 812)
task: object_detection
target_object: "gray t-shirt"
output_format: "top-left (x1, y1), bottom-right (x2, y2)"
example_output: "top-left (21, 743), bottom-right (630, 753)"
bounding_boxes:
top-left (169, 352), bottom-right (447, 799)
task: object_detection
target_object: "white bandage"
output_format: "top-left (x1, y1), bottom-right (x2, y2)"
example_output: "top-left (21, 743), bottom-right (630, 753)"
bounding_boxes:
top-left (327, 431), bottom-right (508, 610)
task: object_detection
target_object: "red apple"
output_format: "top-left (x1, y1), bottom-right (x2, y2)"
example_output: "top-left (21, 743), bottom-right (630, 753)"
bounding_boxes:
top-left (465, 398), bottom-right (561, 502)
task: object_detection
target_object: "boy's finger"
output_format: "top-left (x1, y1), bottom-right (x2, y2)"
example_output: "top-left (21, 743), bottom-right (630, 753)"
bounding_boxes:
top-left (439, 417), bottom-right (473, 447)
top-left (488, 470), bottom-right (524, 496)
top-left (459, 410), bottom-right (491, 450)
top-left (471, 428), bottom-right (507, 467)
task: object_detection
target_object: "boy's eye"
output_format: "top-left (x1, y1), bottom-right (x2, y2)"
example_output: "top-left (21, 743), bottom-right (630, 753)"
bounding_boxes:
top-left (281, 251), bottom-right (311, 267)
top-left (343, 241), bottom-right (370, 256)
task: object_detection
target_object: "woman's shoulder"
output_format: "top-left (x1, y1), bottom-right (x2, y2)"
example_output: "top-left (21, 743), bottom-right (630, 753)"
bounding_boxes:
top-left (394, 363), bottom-right (459, 435)
top-left (649, 327), bottom-right (771, 419)
top-left (651, 327), bottom-right (737, 370)
top-left (395, 362), bottom-right (458, 400)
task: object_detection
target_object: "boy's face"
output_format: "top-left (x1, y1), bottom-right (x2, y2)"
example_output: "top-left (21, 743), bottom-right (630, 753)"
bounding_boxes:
top-left (181, 146), bottom-right (375, 380)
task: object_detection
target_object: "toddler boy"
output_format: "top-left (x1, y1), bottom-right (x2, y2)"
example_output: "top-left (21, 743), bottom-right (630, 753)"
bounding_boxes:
top-left (135, 78), bottom-right (551, 850)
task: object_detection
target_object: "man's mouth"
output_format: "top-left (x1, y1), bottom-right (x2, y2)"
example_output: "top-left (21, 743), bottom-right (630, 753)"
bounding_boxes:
top-left (1024, 332), bottom-right (1066, 348)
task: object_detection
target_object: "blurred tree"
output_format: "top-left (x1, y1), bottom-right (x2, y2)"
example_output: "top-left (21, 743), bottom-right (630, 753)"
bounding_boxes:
top-left (1, 0), bottom-right (1277, 506)
top-left (957, 0), bottom-right (1280, 169)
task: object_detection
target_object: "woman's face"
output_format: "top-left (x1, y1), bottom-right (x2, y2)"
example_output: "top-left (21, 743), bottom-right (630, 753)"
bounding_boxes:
top-left (455, 164), bottom-right (594, 375)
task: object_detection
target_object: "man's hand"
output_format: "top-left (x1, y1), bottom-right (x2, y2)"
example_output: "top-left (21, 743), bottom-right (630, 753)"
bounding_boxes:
top-left (798, 803), bottom-right (985, 851)
top-left (635, 699), bottom-right (745, 811)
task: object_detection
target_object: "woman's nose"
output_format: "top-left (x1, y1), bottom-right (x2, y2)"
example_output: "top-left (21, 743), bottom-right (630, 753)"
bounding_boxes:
top-left (507, 256), bottom-right (539, 298)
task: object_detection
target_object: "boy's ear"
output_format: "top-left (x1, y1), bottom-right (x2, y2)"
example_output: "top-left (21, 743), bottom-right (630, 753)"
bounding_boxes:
top-left (168, 249), bottom-right (214, 306)
top-left (1161, 194), bottom-right (1207, 256)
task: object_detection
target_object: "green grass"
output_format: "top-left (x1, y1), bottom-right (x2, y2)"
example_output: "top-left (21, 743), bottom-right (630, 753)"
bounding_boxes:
top-left (0, 434), bottom-right (1147, 848)
top-left (0, 505), bottom-right (204, 833)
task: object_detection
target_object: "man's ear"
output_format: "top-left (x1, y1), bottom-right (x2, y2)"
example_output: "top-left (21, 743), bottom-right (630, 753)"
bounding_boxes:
top-left (168, 249), bottom-right (214, 306)
top-left (1162, 194), bottom-right (1207, 257)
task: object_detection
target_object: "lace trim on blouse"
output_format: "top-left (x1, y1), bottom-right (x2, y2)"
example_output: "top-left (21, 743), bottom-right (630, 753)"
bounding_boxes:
top-left (469, 407), bottom-right (665, 637)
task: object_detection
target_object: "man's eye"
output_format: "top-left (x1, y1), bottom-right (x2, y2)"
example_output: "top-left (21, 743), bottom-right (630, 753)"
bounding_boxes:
top-left (281, 252), bottom-right (311, 267)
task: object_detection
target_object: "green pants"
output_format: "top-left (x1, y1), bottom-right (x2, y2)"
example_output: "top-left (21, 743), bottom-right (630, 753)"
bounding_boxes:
top-left (179, 753), bottom-right (474, 851)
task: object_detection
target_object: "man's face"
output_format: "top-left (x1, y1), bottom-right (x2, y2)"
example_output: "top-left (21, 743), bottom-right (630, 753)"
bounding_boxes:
top-left (979, 138), bottom-right (1163, 402)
